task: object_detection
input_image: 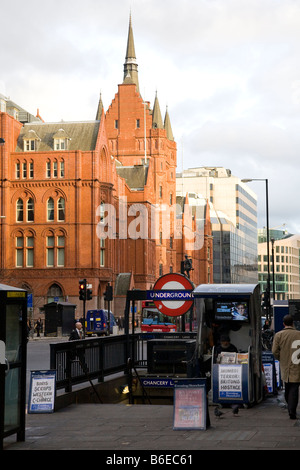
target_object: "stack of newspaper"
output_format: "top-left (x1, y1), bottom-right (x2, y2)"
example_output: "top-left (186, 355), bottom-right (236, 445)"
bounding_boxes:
top-left (218, 352), bottom-right (248, 364)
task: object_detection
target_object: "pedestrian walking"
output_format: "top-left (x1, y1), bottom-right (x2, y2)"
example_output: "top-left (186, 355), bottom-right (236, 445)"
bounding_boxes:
top-left (27, 320), bottom-right (32, 341)
top-left (35, 318), bottom-right (42, 337)
top-left (68, 321), bottom-right (88, 373)
top-left (69, 322), bottom-right (83, 340)
top-left (272, 314), bottom-right (300, 419)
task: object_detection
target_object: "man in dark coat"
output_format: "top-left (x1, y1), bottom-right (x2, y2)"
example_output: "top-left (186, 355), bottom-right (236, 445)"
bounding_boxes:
top-left (215, 334), bottom-right (238, 356)
top-left (69, 322), bottom-right (83, 341)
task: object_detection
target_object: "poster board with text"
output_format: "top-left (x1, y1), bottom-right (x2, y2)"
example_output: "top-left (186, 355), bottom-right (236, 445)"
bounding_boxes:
top-left (173, 379), bottom-right (207, 430)
top-left (28, 370), bottom-right (56, 413)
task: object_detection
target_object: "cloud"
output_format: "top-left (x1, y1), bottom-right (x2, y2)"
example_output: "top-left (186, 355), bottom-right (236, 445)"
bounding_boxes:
top-left (1, 0), bottom-right (300, 234)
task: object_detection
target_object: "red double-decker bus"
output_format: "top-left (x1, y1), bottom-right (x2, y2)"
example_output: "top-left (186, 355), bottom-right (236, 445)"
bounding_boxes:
top-left (141, 300), bottom-right (177, 333)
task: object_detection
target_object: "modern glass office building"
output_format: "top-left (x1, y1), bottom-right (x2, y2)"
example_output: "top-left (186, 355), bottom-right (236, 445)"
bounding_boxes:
top-left (176, 167), bottom-right (258, 284)
top-left (258, 229), bottom-right (300, 300)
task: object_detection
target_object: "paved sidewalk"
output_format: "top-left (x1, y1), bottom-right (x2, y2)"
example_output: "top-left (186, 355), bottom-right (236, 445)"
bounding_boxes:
top-left (3, 391), bottom-right (300, 451)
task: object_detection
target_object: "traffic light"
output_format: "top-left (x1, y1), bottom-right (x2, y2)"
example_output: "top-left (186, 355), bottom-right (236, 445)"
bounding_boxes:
top-left (104, 284), bottom-right (113, 302)
top-left (86, 287), bottom-right (92, 301)
top-left (261, 290), bottom-right (270, 309)
top-left (180, 261), bottom-right (185, 274)
top-left (79, 279), bottom-right (87, 301)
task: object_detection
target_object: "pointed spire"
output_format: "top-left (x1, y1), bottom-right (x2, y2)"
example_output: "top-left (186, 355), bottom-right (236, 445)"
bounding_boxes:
top-left (96, 92), bottom-right (104, 121)
top-left (164, 106), bottom-right (174, 141)
top-left (123, 14), bottom-right (140, 94)
top-left (152, 91), bottom-right (163, 129)
top-left (126, 13), bottom-right (136, 60)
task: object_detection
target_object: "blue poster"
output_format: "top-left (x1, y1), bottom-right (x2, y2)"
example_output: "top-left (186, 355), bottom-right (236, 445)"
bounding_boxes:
top-left (28, 370), bottom-right (56, 413)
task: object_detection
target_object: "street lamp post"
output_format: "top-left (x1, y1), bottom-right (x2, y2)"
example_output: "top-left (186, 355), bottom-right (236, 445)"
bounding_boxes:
top-left (271, 237), bottom-right (276, 302)
top-left (242, 178), bottom-right (271, 319)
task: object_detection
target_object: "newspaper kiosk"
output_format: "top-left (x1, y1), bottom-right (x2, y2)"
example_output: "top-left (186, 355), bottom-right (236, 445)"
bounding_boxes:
top-left (193, 284), bottom-right (263, 406)
top-left (0, 284), bottom-right (27, 450)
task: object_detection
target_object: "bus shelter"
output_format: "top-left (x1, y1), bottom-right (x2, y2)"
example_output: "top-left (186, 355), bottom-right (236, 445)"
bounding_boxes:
top-left (0, 284), bottom-right (27, 450)
top-left (193, 284), bottom-right (263, 406)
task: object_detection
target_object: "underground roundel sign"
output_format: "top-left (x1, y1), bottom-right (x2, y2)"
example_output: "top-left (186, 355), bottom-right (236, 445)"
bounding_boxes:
top-left (152, 273), bottom-right (194, 317)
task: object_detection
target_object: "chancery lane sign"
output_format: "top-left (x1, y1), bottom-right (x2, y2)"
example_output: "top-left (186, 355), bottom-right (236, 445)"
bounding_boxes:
top-left (148, 273), bottom-right (194, 317)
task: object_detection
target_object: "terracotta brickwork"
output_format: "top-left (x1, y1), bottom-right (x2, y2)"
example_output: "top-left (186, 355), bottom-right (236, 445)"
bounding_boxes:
top-left (0, 17), bottom-right (212, 323)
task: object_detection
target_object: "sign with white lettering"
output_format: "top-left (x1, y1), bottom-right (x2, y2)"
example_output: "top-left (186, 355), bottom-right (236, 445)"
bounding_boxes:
top-left (140, 378), bottom-right (175, 387)
top-left (28, 370), bottom-right (56, 413)
top-left (152, 273), bottom-right (194, 316)
top-left (147, 290), bottom-right (193, 301)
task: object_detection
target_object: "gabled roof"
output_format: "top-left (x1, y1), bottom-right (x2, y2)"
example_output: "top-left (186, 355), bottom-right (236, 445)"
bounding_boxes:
top-left (15, 121), bottom-right (100, 152)
top-left (116, 164), bottom-right (149, 190)
top-left (114, 272), bottom-right (134, 295)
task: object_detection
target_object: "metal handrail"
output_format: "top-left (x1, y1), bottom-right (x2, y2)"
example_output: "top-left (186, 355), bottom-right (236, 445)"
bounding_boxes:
top-left (50, 332), bottom-right (197, 393)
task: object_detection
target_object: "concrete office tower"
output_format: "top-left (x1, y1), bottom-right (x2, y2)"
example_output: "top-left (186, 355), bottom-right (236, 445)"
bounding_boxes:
top-left (176, 167), bottom-right (258, 284)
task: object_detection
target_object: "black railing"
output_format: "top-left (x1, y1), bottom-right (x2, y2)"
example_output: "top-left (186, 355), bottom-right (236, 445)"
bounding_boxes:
top-left (50, 332), bottom-right (197, 393)
top-left (50, 334), bottom-right (131, 392)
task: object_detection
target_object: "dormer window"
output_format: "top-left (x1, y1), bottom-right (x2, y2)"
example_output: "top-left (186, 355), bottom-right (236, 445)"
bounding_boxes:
top-left (55, 138), bottom-right (67, 150)
top-left (23, 129), bottom-right (41, 152)
top-left (24, 139), bottom-right (36, 151)
top-left (53, 128), bottom-right (70, 151)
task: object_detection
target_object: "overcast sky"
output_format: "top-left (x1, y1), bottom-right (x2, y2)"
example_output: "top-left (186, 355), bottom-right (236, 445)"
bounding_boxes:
top-left (1, 0), bottom-right (300, 234)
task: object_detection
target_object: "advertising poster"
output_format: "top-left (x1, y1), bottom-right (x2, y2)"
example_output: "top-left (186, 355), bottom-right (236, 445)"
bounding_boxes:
top-left (262, 363), bottom-right (273, 393)
top-left (173, 385), bottom-right (206, 430)
top-left (28, 370), bottom-right (56, 413)
top-left (218, 364), bottom-right (242, 399)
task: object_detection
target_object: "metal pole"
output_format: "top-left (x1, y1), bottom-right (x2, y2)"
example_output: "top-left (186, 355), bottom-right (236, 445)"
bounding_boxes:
top-left (83, 299), bottom-right (86, 338)
top-left (107, 299), bottom-right (110, 335)
top-left (271, 238), bottom-right (276, 302)
top-left (265, 179), bottom-right (271, 320)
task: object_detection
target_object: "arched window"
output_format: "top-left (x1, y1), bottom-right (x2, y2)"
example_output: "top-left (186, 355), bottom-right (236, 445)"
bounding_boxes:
top-left (46, 232), bottom-right (65, 267)
top-left (16, 235), bottom-right (24, 267)
top-left (15, 161), bottom-right (20, 179)
top-left (99, 201), bottom-right (105, 222)
top-left (60, 159), bottom-right (65, 178)
top-left (46, 159), bottom-right (51, 178)
top-left (15, 232), bottom-right (34, 267)
top-left (16, 198), bottom-right (23, 222)
top-left (47, 198), bottom-right (54, 221)
top-left (100, 150), bottom-right (108, 181)
top-left (27, 198), bottom-right (34, 222)
top-left (47, 283), bottom-right (64, 303)
top-left (53, 159), bottom-right (58, 178)
top-left (29, 160), bottom-right (34, 178)
top-left (26, 234), bottom-right (34, 267)
top-left (22, 161), bottom-right (27, 178)
top-left (57, 234), bottom-right (65, 266)
top-left (58, 198), bottom-right (65, 221)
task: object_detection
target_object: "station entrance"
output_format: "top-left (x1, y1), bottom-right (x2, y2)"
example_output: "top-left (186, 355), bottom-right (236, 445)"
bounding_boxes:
top-left (125, 282), bottom-right (263, 407)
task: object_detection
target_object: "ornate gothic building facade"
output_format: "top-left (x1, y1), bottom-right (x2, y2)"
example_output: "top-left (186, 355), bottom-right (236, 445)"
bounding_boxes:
top-left (0, 16), bottom-right (212, 322)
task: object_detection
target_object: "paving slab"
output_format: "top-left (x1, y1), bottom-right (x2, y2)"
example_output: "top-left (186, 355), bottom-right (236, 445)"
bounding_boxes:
top-left (3, 391), bottom-right (300, 453)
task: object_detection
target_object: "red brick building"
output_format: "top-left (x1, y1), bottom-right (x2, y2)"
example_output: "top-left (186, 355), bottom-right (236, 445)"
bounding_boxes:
top-left (0, 17), bottom-right (212, 323)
